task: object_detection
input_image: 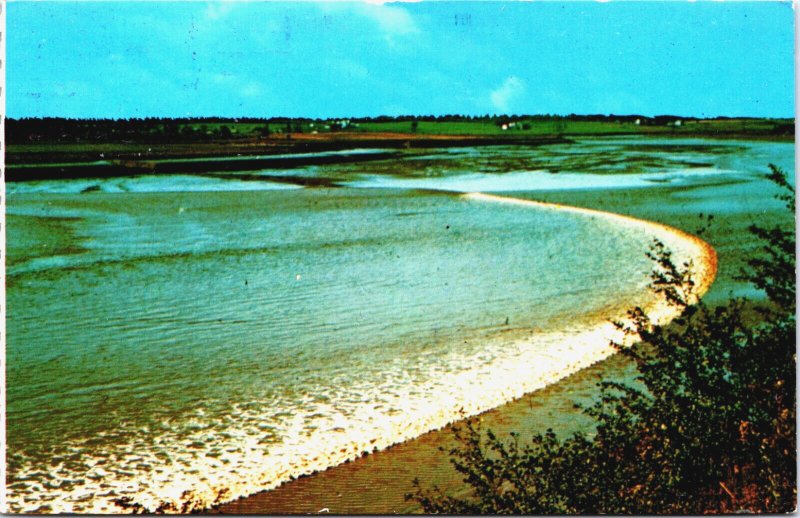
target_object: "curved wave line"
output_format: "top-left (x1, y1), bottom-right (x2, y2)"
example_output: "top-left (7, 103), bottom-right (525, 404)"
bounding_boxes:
top-left (463, 192), bottom-right (718, 314)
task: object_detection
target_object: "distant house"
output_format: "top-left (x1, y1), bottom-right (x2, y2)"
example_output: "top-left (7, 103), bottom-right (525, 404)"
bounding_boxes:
top-left (329, 119), bottom-right (353, 131)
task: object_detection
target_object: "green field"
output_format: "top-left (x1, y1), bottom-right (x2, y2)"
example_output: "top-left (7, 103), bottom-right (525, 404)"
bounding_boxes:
top-left (176, 117), bottom-right (793, 138)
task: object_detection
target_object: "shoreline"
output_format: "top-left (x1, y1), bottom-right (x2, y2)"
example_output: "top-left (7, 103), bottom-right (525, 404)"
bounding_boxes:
top-left (6, 133), bottom-right (568, 179)
top-left (208, 192), bottom-right (718, 515)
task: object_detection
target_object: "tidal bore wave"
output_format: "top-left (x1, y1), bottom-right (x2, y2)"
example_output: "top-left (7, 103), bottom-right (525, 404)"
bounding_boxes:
top-left (5, 193), bottom-right (717, 514)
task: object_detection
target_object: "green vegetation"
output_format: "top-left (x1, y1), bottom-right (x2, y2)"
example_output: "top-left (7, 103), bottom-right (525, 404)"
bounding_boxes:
top-left (353, 117), bottom-right (791, 137)
top-left (6, 114), bottom-right (793, 146)
top-left (408, 166), bottom-right (796, 514)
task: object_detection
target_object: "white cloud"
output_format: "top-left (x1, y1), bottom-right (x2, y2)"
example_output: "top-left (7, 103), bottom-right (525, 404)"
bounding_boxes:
top-left (314, 2), bottom-right (419, 48)
top-left (490, 76), bottom-right (525, 113)
top-left (347, 3), bottom-right (419, 36)
top-left (314, 0), bottom-right (419, 37)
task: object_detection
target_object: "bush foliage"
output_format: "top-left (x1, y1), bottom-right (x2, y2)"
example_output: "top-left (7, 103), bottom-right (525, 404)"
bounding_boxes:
top-left (409, 165), bottom-right (796, 514)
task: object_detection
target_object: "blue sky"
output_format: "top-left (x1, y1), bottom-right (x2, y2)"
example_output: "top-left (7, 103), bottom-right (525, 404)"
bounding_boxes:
top-left (8, 1), bottom-right (795, 119)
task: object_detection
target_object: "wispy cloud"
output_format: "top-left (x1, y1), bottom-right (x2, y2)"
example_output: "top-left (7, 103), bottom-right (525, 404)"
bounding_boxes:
top-left (312, 1), bottom-right (418, 41)
top-left (204, 2), bottom-right (235, 21)
top-left (359, 3), bottom-right (418, 35)
top-left (314, 2), bottom-right (419, 49)
top-left (490, 76), bottom-right (525, 113)
top-left (212, 72), bottom-right (265, 100)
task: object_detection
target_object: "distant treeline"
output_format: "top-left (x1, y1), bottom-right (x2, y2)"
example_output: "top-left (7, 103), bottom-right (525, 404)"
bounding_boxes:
top-left (6, 114), bottom-right (794, 144)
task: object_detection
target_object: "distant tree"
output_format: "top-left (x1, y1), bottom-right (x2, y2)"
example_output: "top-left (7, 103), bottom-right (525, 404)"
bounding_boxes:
top-left (256, 124), bottom-right (271, 138)
top-left (411, 120), bottom-right (419, 133)
top-left (179, 125), bottom-right (195, 139)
